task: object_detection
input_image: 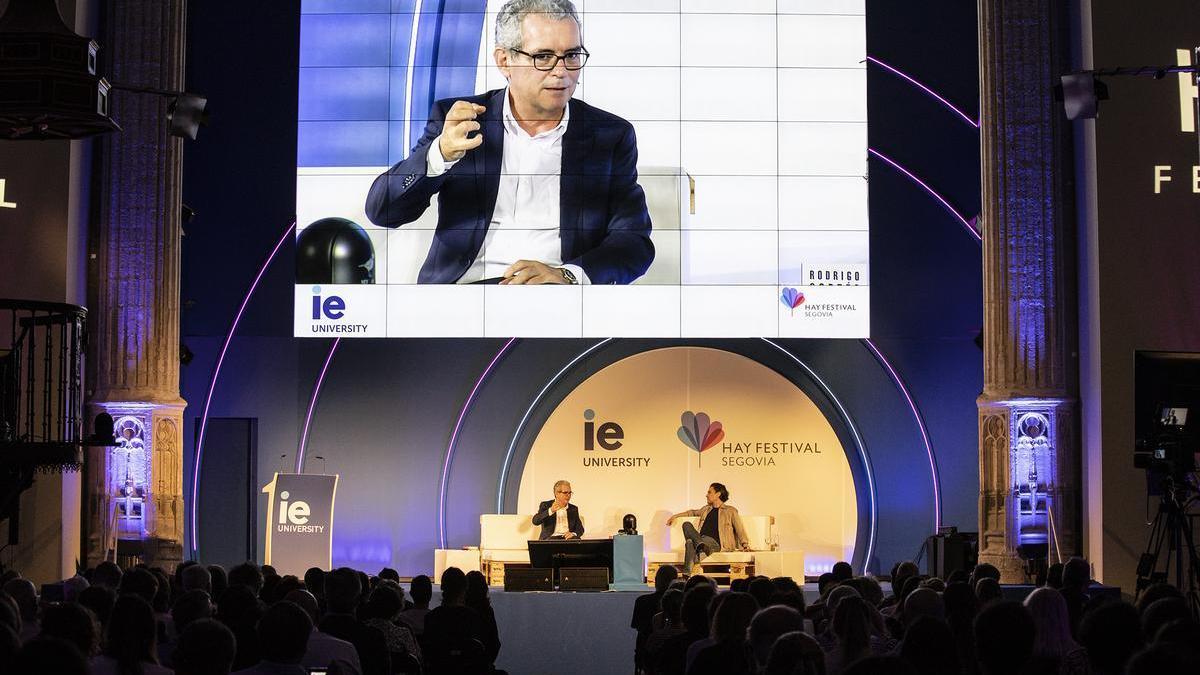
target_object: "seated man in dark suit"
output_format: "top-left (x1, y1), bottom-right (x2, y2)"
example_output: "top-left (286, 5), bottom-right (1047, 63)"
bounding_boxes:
top-left (532, 479), bottom-right (583, 540)
top-left (364, 0), bottom-right (654, 285)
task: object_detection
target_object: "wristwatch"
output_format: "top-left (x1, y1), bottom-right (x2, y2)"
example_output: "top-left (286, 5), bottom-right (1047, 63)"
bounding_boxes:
top-left (558, 267), bottom-right (577, 284)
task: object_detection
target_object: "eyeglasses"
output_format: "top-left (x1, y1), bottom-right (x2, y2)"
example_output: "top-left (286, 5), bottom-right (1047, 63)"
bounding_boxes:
top-left (510, 48), bottom-right (590, 71)
top-left (556, 490), bottom-right (573, 495)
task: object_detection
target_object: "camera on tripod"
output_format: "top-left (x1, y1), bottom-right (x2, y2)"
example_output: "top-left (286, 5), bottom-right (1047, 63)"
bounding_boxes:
top-left (1134, 406), bottom-right (1197, 479)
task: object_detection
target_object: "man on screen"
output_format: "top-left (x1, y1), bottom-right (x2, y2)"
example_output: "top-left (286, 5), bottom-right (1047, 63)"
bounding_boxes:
top-left (532, 480), bottom-right (584, 540)
top-left (666, 482), bottom-right (752, 573)
top-left (364, 0), bottom-right (654, 285)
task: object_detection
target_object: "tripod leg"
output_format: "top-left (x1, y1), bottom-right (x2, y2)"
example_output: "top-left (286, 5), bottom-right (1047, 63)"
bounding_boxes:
top-left (1174, 511), bottom-right (1200, 620)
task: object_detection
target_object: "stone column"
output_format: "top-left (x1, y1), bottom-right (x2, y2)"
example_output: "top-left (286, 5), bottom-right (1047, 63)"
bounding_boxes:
top-left (977, 0), bottom-right (1080, 582)
top-left (86, 0), bottom-right (187, 570)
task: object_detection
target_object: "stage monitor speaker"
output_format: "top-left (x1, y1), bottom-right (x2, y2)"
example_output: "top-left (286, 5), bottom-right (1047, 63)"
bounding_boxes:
top-left (926, 532), bottom-right (978, 578)
top-left (559, 567), bottom-right (609, 591)
top-left (504, 567), bottom-right (553, 592)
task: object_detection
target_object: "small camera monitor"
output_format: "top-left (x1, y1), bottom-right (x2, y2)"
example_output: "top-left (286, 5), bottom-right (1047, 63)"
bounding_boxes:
top-left (1160, 407), bottom-right (1188, 428)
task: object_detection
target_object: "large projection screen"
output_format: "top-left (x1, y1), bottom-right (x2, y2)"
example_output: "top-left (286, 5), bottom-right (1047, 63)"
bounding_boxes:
top-left (295, 0), bottom-right (868, 338)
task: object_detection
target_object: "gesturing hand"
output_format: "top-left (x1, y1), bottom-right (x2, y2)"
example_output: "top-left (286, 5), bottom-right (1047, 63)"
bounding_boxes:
top-left (501, 260), bottom-right (570, 285)
top-left (438, 101), bottom-right (486, 162)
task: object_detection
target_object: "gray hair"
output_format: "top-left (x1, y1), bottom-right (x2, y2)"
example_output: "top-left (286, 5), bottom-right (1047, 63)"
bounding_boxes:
top-left (553, 479), bottom-right (571, 493)
top-left (494, 0), bottom-right (581, 51)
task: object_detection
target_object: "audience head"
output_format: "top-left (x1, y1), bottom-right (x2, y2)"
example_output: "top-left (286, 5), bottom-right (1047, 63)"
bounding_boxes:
top-left (1023, 586), bottom-right (1076, 659)
top-left (257, 601), bottom-right (312, 664)
top-left (12, 636), bottom-right (89, 675)
top-left (919, 577), bottom-right (945, 593)
top-left (969, 563), bottom-right (1001, 588)
top-left (831, 595), bottom-right (873, 663)
top-left (38, 602), bottom-right (100, 658)
top-left (172, 590), bottom-right (215, 634)
top-left (105, 594), bottom-right (159, 667)
top-left (283, 589), bottom-right (320, 625)
top-left (216, 584), bottom-right (262, 629)
top-left (303, 567), bottom-right (325, 599)
top-left (150, 568), bottom-right (172, 613)
top-left (831, 561), bottom-right (853, 582)
top-left (2, 579), bottom-right (37, 621)
top-left (899, 616), bottom-right (958, 675)
top-left (118, 567), bottom-right (159, 605)
top-left (902, 587), bottom-right (944, 627)
top-left (409, 574), bottom-right (433, 607)
top-left (654, 564), bottom-right (679, 593)
top-left (680, 584), bottom-right (717, 636)
top-left (684, 574), bottom-right (716, 592)
top-left (659, 588), bottom-right (684, 626)
top-left (324, 567), bottom-right (363, 614)
top-left (764, 630), bottom-right (825, 675)
top-left (729, 577), bottom-right (750, 593)
top-left (1078, 600), bottom-right (1142, 675)
top-left (207, 565), bottom-right (228, 601)
top-left (748, 605), bottom-right (805, 669)
top-left (1152, 617), bottom-right (1200, 649)
top-left (174, 618), bottom-right (237, 675)
top-left (379, 567), bottom-right (400, 583)
top-left (1124, 643), bottom-right (1196, 675)
top-left (77, 584), bottom-right (116, 628)
top-left (824, 584), bottom-right (860, 623)
top-left (710, 591), bottom-right (758, 643)
top-left (182, 564), bottom-right (213, 595)
top-left (63, 575), bottom-right (89, 602)
top-left (817, 572), bottom-right (835, 597)
top-left (439, 566), bottom-right (468, 605)
top-left (465, 570), bottom-right (490, 608)
top-left (1135, 583), bottom-right (1184, 614)
top-left (363, 583), bottom-right (404, 622)
top-left (945, 569), bottom-right (968, 586)
top-left (942, 582), bottom-right (977, 621)
top-left (92, 560), bottom-right (123, 590)
top-left (1045, 562), bottom-right (1064, 589)
top-left (847, 576), bottom-right (883, 607)
top-left (973, 600), bottom-right (1034, 675)
top-left (748, 576), bottom-right (775, 608)
top-left (974, 577), bottom-right (1002, 605)
top-left (227, 562), bottom-right (264, 595)
top-left (1061, 557), bottom-right (1090, 593)
top-left (1141, 597), bottom-right (1191, 643)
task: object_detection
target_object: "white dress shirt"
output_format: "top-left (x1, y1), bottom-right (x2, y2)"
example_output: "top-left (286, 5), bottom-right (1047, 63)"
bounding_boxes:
top-left (553, 504), bottom-right (570, 536)
top-left (427, 89), bottom-right (589, 284)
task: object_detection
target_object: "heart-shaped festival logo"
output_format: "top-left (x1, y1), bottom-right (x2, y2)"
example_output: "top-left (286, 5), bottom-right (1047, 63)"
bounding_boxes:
top-left (677, 411), bottom-right (724, 467)
top-left (780, 287), bottom-right (805, 316)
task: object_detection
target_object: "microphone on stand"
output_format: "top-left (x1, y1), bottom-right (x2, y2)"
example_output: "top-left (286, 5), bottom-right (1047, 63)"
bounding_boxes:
top-left (314, 455), bottom-right (327, 475)
top-left (279, 454), bottom-right (288, 474)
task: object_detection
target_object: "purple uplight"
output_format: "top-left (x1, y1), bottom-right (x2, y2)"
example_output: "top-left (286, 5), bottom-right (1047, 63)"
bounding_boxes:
top-left (439, 338), bottom-right (516, 548)
top-left (189, 221), bottom-right (296, 559)
top-left (869, 148), bottom-right (982, 242)
top-left (862, 338), bottom-right (942, 532)
top-left (296, 338), bottom-right (342, 474)
top-left (866, 56), bottom-right (980, 128)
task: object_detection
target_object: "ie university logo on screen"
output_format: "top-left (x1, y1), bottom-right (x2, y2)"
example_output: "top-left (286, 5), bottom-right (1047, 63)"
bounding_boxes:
top-left (308, 285), bottom-right (370, 334)
top-left (276, 490), bottom-right (324, 534)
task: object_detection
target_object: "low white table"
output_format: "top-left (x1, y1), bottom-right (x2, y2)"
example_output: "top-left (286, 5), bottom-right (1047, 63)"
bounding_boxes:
top-left (434, 548), bottom-right (482, 578)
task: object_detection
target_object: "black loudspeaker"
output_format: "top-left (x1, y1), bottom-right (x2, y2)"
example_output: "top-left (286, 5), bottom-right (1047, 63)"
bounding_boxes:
top-left (559, 567), bottom-right (609, 592)
top-left (295, 217), bottom-right (376, 284)
top-left (504, 567), bottom-right (553, 592)
top-left (926, 532), bottom-right (978, 578)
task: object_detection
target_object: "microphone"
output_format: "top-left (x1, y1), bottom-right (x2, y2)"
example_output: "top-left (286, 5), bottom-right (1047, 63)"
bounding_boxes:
top-left (314, 455), bottom-right (327, 475)
top-left (279, 453), bottom-right (287, 474)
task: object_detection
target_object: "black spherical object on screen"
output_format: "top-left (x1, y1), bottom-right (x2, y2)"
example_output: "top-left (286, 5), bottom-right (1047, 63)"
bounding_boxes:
top-left (296, 217), bottom-right (376, 284)
top-left (622, 513), bottom-right (637, 535)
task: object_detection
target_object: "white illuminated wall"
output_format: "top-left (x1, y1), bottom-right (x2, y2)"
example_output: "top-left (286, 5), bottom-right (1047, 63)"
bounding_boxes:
top-left (296, 1), bottom-right (867, 338)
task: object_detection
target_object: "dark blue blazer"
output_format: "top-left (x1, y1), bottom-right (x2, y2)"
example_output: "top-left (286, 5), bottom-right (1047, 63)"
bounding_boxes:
top-left (364, 89), bottom-right (654, 285)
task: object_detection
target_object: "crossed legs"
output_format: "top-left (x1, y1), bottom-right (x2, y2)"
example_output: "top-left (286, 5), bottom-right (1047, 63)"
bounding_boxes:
top-left (682, 521), bottom-right (720, 571)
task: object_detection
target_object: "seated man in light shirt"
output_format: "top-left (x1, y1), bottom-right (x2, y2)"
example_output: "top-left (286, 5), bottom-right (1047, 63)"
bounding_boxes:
top-left (364, 0), bottom-right (654, 285)
top-left (532, 480), bottom-right (584, 540)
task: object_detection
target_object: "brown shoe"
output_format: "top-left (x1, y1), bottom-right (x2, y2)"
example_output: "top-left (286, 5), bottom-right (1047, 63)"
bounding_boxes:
top-left (690, 564), bottom-right (703, 576)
